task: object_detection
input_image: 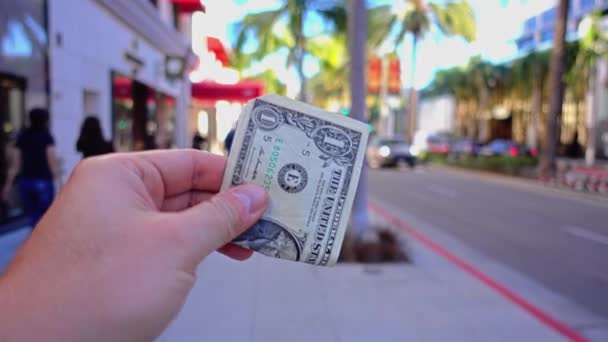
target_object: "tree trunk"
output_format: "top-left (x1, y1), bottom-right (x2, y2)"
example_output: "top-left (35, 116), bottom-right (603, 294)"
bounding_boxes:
top-left (296, 46), bottom-right (308, 102)
top-left (348, 0), bottom-right (369, 239)
top-left (295, 10), bottom-right (307, 103)
top-left (407, 34), bottom-right (419, 143)
top-left (585, 61), bottom-right (598, 166)
top-left (528, 76), bottom-right (542, 150)
top-left (476, 74), bottom-right (489, 143)
top-left (467, 99), bottom-right (477, 139)
top-left (540, 0), bottom-right (569, 178)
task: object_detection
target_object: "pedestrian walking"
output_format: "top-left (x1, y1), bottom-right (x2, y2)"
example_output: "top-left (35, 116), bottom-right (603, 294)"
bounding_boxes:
top-left (224, 128), bottom-right (235, 154)
top-left (1, 108), bottom-right (59, 227)
top-left (191, 132), bottom-right (207, 150)
top-left (76, 116), bottom-right (114, 158)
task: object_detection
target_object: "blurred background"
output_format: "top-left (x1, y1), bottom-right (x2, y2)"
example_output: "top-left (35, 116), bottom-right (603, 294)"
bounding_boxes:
top-left (1, 0), bottom-right (608, 341)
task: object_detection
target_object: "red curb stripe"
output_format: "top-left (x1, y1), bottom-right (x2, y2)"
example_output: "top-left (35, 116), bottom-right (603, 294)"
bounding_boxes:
top-left (368, 202), bottom-right (588, 342)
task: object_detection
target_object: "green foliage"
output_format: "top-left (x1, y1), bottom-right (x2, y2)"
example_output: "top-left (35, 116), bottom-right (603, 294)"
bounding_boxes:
top-left (233, 1), bottom-right (346, 71)
top-left (307, 33), bottom-right (349, 106)
top-left (245, 69), bottom-right (286, 96)
top-left (426, 153), bottom-right (539, 176)
top-left (370, 0), bottom-right (477, 49)
top-left (567, 11), bottom-right (608, 99)
top-left (429, 1), bottom-right (476, 42)
top-left (423, 40), bottom-right (582, 102)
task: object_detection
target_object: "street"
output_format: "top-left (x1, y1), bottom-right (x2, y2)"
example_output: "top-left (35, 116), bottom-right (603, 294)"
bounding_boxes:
top-left (369, 167), bottom-right (608, 320)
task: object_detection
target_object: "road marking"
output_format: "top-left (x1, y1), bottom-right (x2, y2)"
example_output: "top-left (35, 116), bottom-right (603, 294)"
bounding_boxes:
top-left (426, 184), bottom-right (457, 198)
top-left (368, 202), bottom-right (588, 342)
top-left (564, 226), bottom-right (608, 246)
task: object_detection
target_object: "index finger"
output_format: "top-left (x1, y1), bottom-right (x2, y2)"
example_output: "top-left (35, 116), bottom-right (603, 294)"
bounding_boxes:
top-left (136, 149), bottom-right (227, 197)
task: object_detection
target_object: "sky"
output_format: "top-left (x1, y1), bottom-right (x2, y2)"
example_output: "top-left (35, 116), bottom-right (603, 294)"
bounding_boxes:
top-left (196, 0), bottom-right (557, 90)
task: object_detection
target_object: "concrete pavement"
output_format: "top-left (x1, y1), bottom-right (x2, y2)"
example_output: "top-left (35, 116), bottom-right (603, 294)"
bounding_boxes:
top-left (160, 210), bottom-right (570, 342)
top-left (0, 227), bottom-right (30, 274)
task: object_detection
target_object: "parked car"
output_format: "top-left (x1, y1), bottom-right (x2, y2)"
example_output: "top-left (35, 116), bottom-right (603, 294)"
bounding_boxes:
top-left (450, 139), bottom-right (483, 157)
top-left (410, 131), bottom-right (457, 157)
top-left (427, 134), bottom-right (451, 154)
top-left (367, 136), bottom-right (416, 169)
top-left (479, 139), bottom-right (532, 157)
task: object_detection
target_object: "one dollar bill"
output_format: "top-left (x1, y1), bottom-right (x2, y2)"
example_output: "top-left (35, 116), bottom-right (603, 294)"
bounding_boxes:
top-left (221, 94), bottom-right (369, 266)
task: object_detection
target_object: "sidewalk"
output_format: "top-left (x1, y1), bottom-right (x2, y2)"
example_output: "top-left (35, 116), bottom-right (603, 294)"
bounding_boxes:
top-left (0, 227), bottom-right (30, 273)
top-left (159, 209), bottom-right (570, 342)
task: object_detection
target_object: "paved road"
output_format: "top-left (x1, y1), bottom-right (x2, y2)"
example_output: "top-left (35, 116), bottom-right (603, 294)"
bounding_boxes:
top-left (369, 168), bottom-right (608, 319)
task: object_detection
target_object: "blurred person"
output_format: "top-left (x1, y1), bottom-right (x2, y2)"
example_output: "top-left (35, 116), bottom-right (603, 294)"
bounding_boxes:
top-left (224, 128), bottom-right (235, 154)
top-left (191, 131), bottom-right (207, 150)
top-left (76, 116), bottom-right (115, 158)
top-left (1, 108), bottom-right (59, 227)
top-left (0, 150), bottom-right (268, 341)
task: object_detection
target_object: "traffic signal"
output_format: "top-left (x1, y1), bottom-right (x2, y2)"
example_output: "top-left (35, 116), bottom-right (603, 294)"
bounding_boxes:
top-left (368, 56), bottom-right (381, 94)
top-left (388, 57), bottom-right (401, 95)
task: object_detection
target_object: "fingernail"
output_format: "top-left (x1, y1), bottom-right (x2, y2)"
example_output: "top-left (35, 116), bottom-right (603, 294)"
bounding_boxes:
top-left (231, 185), bottom-right (268, 214)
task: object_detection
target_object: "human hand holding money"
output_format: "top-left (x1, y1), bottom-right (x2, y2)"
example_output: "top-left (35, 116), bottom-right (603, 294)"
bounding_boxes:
top-left (221, 95), bottom-right (369, 266)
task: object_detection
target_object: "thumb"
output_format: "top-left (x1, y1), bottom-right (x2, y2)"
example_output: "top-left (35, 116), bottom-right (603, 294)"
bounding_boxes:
top-left (172, 184), bottom-right (268, 261)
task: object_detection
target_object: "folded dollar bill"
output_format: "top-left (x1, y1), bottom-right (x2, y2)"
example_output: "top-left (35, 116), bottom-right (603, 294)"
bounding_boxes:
top-left (221, 95), bottom-right (369, 266)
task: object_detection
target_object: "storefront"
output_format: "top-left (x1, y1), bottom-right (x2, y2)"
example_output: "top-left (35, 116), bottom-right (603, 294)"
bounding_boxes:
top-left (47, 0), bottom-right (198, 179)
top-left (111, 74), bottom-right (177, 151)
top-left (0, 0), bottom-right (49, 222)
top-left (189, 36), bottom-right (264, 153)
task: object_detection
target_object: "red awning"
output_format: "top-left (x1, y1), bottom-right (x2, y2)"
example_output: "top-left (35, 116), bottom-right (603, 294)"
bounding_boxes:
top-left (192, 80), bottom-right (264, 105)
top-left (206, 37), bottom-right (229, 66)
top-left (172, 0), bottom-right (205, 13)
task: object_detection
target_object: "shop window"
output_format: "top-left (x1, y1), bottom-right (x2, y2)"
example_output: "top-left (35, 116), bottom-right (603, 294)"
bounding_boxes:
top-left (0, 73), bottom-right (26, 221)
top-left (541, 8), bottom-right (556, 28)
top-left (111, 73), bottom-right (176, 151)
top-left (541, 29), bottom-right (554, 43)
top-left (524, 17), bottom-right (536, 33)
top-left (580, 0), bottom-right (596, 13)
top-left (517, 36), bottom-right (536, 52)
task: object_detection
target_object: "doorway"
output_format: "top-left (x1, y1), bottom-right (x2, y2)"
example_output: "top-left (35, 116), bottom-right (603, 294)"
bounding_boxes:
top-left (0, 73), bottom-right (26, 222)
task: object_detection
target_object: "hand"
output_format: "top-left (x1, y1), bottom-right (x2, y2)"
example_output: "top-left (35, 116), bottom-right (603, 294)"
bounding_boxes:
top-left (0, 150), bottom-right (268, 341)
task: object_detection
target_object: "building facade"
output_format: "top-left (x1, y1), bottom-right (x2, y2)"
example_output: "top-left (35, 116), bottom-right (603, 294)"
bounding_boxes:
top-left (516, 0), bottom-right (608, 52)
top-left (48, 0), bottom-right (197, 178)
top-left (514, 0), bottom-right (608, 159)
top-left (0, 0), bottom-right (202, 222)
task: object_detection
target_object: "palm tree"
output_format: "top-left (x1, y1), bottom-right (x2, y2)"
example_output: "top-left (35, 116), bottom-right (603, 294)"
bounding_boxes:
top-left (370, 1), bottom-right (476, 142)
top-left (467, 56), bottom-right (495, 143)
top-left (307, 33), bottom-right (349, 107)
top-left (568, 11), bottom-right (608, 166)
top-left (233, 1), bottom-right (345, 101)
top-left (511, 51), bottom-right (550, 150)
top-left (348, 0), bottom-right (369, 239)
top-left (540, 0), bottom-right (570, 178)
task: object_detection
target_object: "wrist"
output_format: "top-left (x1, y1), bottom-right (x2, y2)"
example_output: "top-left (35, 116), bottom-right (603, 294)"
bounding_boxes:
top-left (0, 268), bottom-right (82, 341)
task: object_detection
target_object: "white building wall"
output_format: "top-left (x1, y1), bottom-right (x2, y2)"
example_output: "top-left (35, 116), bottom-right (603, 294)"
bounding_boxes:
top-left (48, 0), bottom-right (187, 180)
top-left (417, 95), bottom-right (456, 134)
top-left (158, 0), bottom-right (176, 27)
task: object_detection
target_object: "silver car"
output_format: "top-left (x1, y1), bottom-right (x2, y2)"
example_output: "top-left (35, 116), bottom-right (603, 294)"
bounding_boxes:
top-left (366, 136), bottom-right (416, 169)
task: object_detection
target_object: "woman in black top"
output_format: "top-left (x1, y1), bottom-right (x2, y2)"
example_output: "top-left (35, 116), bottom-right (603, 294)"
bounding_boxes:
top-left (2, 108), bottom-right (59, 227)
top-left (76, 116), bottom-right (114, 158)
